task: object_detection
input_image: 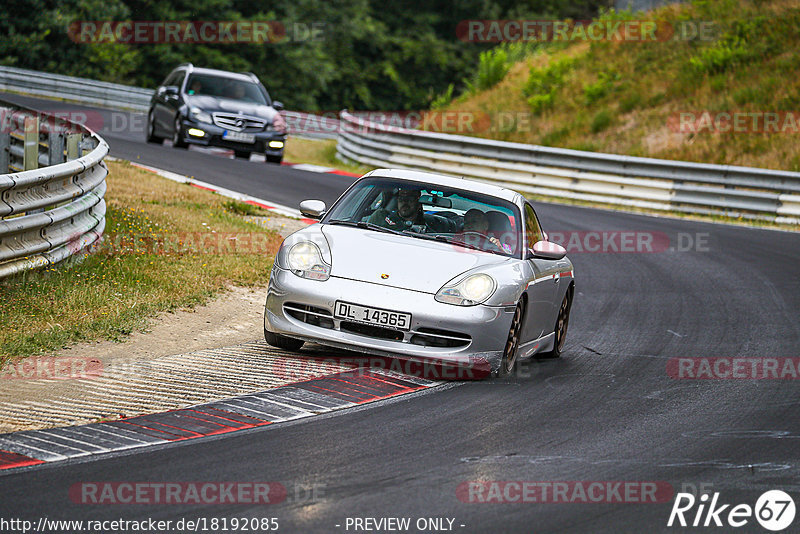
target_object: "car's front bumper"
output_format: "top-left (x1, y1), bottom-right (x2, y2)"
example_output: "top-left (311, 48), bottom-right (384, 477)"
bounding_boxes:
top-left (265, 266), bottom-right (515, 373)
top-left (179, 118), bottom-right (286, 156)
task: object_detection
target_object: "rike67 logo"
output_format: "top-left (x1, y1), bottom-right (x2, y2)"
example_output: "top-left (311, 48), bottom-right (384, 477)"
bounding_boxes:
top-left (668, 490), bottom-right (796, 531)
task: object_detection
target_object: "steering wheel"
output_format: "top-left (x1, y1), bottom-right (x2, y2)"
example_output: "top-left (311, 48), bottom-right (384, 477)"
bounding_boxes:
top-left (461, 231), bottom-right (504, 251)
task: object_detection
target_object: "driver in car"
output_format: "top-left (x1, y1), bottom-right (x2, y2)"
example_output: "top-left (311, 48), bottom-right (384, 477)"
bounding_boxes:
top-left (368, 188), bottom-right (450, 233)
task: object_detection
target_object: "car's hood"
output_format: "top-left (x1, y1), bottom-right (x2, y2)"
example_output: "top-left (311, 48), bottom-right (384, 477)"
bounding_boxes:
top-left (321, 224), bottom-right (512, 294)
top-left (185, 95), bottom-right (277, 121)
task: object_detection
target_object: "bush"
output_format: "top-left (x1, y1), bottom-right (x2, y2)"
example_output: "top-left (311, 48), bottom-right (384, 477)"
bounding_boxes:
top-left (523, 57), bottom-right (576, 114)
top-left (430, 84), bottom-right (454, 110)
top-left (464, 47), bottom-right (510, 94)
top-left (590, 109), bottom-right (613, 133)
top-left (618, 93), bottom-right (641, 113)
top-left (540, 127), bottom-right (570, 146)
top-left (583, 70), bottom-right (620, 105)
top-left (688, 16), bottom-right (775, 75)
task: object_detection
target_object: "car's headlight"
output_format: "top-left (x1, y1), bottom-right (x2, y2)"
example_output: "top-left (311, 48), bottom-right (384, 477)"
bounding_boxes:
top-left (435, 273), bottom-right (496, 306)
top-left (190, 107), bottom-right (212, 124)
top-left (287, 242), bottom-right (330, 281)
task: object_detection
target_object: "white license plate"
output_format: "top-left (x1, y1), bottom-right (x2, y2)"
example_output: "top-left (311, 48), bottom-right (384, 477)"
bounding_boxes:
top-left (223, 131), bottom-right (255, 143)
top-left (334, 301), bottom-right (411, 330)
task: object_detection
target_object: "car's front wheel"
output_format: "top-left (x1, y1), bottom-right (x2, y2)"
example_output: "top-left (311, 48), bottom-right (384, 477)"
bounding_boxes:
top-left (172, 117), bottom-right (188, 149)
top-left (265, 154), bottom-right (283, 164)
top-left (145, 110), bottom-right (162, 144)
top-left (496, 301), bottom-right (524, 377)
top-left (264, 329), bottom-right (304, 351)
top-left (539, 287), bottom-right (573, 359)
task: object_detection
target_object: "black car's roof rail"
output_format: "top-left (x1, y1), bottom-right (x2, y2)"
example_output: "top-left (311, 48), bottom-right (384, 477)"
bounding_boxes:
top-left (239, 71), bottom-right (259, 82)
top-left (177, 63), bottom-right (194, 72)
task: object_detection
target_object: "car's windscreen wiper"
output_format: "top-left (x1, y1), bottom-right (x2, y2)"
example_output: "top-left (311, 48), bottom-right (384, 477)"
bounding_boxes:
top-left (399, 230), bottom-right (483, 251)
top-left (326, 219), bottom-right (404, 235)
top-left (427, 233), bottom-right (508, 255)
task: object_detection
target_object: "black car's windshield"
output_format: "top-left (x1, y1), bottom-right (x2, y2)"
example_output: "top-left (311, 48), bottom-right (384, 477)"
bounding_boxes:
top-left (185, 74), bottom-right (268, 105)
top-left (323, 177), bottom-right (521, 257)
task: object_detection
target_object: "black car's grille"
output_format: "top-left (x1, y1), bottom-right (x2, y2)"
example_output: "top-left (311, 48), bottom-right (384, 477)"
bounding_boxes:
top-left (284, 303), bottom-right (334, 329)
top-left (410, 327), bottom-right (471, 348)
top-left (212, 113), bottom-right (267, 131)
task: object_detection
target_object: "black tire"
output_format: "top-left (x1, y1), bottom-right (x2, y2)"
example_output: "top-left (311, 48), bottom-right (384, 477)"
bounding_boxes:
top-left (145, 110), bottom-right (163, 144)
top-left (539, 286), bottom-right (573, 359)
top-left (266, 154), bottom-right (283, 164)
top-left (496, 301), bottom-right (524, 377)
top-left (172, 116), bottom-right (188, 149)
top-left (264, 328), bottom-right (304, 351)
top-left (234, 150), bottom-right (252, 160)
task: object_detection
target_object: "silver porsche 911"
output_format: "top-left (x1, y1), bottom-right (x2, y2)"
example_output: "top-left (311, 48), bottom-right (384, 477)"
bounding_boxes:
top-left (264, 169), bottom-right (574, 377)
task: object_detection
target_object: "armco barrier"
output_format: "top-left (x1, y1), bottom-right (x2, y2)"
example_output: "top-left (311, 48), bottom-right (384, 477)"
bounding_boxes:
top-left (0, 99), bottom-right (108, 279)
top-left (336, 111), bottom-right (800, 224)
top-left (0, 66), bottom-right (338, 139)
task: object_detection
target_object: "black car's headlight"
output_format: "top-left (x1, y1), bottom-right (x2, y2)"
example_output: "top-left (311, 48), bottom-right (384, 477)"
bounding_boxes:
top-left (435, 273), bottom-right (496, 306)
top-left (287, 242), bottom-right (330, 281)
top-left (190, 107), bottom-right (212, 124)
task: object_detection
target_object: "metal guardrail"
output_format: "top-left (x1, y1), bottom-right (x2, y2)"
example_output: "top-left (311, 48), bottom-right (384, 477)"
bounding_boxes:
top-left (0, 99), bottom-right (108, 279)
top-left (0, 66), bottom-right (339, 139)
top-left (336, 111), bottom-right (800, 224)
top-left (0, 66), bottom-right (153, 112)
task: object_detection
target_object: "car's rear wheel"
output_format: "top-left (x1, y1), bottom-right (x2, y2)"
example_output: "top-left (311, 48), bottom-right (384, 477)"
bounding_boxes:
top-left (496, 301), bottom-right (524, 377)
top-left (264, 329), bottom-right (304, 351)
top-left (540, 287), bottom-right (573, 359)
top-left (145, 110), bottom-right (163, 144)
top-left (234, 150), bottom-right (251, 160)
top-left (172, 117), bottom-right (188, 149)
top-left (266, 155), bottom-right (283, 164)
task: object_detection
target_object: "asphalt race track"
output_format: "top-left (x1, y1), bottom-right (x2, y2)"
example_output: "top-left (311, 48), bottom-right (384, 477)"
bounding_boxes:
top-left (2, 93), bottom-right (800, 533)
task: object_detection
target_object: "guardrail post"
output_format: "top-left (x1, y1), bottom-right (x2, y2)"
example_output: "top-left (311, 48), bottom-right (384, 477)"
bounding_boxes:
top-left (66, 133), bottom-right (80, 161)
top-left (23, 116), bottom-right (39, 171)
top-left (48, 132), bottom-right (65, 165)
top-left (0, 131), bottom-right (9, 174)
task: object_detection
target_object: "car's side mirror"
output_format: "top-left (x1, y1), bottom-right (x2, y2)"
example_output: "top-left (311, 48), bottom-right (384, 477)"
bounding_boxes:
top-left (272, 101), bottom-right (284, 111)
top-left (300, 199), bottom-right (326, 219)
top-left (528, 240), bottom-right (567, 260)
top-left (164, 86), bottom-right (179, 98)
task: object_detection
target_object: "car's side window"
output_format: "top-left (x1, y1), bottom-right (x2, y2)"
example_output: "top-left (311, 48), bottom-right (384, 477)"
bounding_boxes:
top-left (524, 203), bottom-right (543, 248)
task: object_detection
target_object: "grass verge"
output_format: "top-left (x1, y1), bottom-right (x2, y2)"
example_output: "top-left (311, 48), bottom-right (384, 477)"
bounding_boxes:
top-left (0, 160), bottom-right (283, 366)
top-left (284, 136), bottom-right (373, 174)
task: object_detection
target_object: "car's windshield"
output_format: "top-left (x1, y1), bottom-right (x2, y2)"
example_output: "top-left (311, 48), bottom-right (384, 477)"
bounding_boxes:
top-left (185, 74), bottom-right (269, 105)
top-left (324, 177), bottom-right (521, 257)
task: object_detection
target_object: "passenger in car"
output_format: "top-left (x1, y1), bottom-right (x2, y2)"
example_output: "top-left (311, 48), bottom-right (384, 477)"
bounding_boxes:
top-left (463, 208), bottom-right (490, 234)
top-left (367, 188), bottom-right (451, 233)
top-left (462, 209), bottom-right (512, 253)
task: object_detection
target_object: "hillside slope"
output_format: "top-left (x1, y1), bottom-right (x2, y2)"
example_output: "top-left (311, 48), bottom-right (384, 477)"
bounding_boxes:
top-left (434, 0), bottom-right (800, 171)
